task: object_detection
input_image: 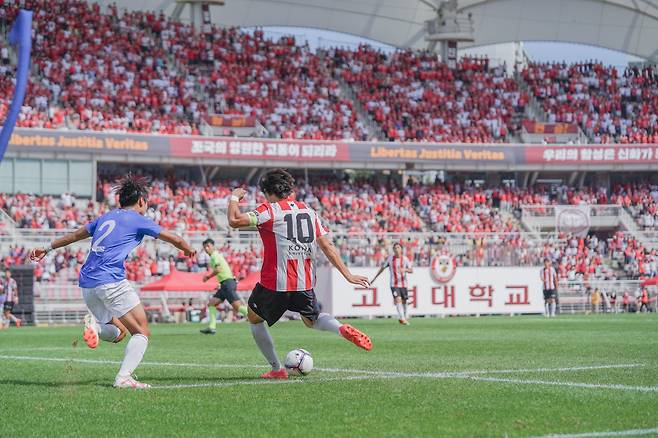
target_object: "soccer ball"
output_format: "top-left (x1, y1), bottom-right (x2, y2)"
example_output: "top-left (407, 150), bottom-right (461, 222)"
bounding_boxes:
top-left (284, 348), bottom-right (313, 376)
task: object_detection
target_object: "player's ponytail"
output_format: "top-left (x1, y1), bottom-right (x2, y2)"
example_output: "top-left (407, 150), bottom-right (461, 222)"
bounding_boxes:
top-left (259, 169), bottom-right (295, 199)
top-left (115, 173), bottom-right (150, 207)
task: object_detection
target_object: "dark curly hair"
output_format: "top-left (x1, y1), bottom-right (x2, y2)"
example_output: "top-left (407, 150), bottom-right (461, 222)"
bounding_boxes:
top-left (115, 174), bottom-right (150, 208)
top-left (259, 169), bottom-right (295, 199)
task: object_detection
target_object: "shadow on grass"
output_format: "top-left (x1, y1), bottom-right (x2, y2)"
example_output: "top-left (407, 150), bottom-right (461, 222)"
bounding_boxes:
top-left (0, 379), bottom-right (106, 388)
top-left (143, 375), bottom-right (261, 383)
top-left (0, 375), bottom-right (263, 389)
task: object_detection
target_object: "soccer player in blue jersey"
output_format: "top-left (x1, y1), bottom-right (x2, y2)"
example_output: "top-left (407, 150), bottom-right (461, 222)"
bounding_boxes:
top-left (29, 175), bottom-right (196, 389)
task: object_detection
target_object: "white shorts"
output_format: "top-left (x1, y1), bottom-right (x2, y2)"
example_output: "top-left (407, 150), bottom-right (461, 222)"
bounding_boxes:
top-left (82, 280), bottom-right (140, 323)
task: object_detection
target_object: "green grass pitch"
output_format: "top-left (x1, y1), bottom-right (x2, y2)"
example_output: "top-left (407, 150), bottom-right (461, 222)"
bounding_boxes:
top-left (1, 315), bottom-right (657, 437)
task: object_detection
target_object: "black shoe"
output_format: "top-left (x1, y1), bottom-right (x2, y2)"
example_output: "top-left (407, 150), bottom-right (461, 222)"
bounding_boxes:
top-left (200, 328), bottom-right (216, 335)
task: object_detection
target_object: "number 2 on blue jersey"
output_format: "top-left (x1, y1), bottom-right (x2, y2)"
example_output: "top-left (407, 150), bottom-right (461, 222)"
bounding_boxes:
top-left (91, 219), bottom-right (116, 253)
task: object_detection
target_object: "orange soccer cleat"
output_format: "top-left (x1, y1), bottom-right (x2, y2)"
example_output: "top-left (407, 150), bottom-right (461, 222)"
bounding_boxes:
top-left (260, 368), bottom-right (288, 379)
top-left (15, 319), bottom-right (22, 328)
top-left (82, 314), bottom-right (99, 349)
top-left (339, 324), bottom-right (373, 351)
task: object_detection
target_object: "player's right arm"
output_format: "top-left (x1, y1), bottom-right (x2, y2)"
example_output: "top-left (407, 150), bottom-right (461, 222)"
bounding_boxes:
top-left (370, 265), bottom-right (387, 285)
top-left (157, 230), bottom-right (196, 258)
top-left (227, 188), bottom-right (253, 228)
top-left (203, 253), bottom-right (221, 282)
top-left (317, 235), bottom-right (369, 288)
top-left (29, 226), bottom-right (91, 262)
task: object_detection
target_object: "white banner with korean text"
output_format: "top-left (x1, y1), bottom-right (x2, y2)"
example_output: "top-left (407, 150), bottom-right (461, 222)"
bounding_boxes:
top-left (315, 266), bottom-right (544, 317)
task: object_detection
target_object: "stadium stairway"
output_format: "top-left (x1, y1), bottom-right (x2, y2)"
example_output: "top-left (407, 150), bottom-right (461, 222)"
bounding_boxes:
top-left (619, 206), bottom-right (658, 251)
top-left (514, 71), bottom-right (547, 124)
top-left (325, 54), bottom-right (385, 141)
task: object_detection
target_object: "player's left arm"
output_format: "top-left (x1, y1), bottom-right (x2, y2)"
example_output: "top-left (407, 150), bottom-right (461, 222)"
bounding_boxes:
top-left (158, 230), bottom-right (196, 258)
top-left (29, 226), bottom-right (90, 262)
top-left (227, 188), bottom-right (254, 228)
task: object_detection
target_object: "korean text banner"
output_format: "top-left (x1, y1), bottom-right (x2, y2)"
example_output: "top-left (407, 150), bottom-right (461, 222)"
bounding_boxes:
top-left (169, 137), bottom-right (350, 161)
top-left (525, 145), bottom-right (658, 164)
top-left (316, 267), bottom-right (544, 317)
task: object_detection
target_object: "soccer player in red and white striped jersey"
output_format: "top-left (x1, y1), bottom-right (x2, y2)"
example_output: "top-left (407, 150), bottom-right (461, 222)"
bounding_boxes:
top-left (371, 243), bottom-right (413, 325)
top-left (228, 169), bottom-right (373, 379)
top-left (2, 270), bottom-right (21, 328)
top-left (541, 258), bottom-right (558, 317)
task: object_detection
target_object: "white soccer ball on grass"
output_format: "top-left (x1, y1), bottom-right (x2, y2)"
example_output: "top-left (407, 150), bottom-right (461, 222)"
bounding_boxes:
top-left (284, 348), bottom-right (314, 376)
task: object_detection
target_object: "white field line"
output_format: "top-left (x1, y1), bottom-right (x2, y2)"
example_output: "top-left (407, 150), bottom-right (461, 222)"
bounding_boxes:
top-left (0, 355), bottom-right (641, 376)
top-left (153, 374), bottom-right (398, 390)
top-left (528, 426), bottom-right (658, 437)
top-left (315, 363), bottom-right (645, 377)
top-left (465, 376), bottom-right (658, 393)
top-left (0, 355), bottom-right (654, 393)
top-left (0, 355), bottom-right (262, 369)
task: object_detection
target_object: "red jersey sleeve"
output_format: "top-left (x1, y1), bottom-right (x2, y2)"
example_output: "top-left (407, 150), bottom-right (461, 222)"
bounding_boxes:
top-left (314, 211), bottom-right (329, 237)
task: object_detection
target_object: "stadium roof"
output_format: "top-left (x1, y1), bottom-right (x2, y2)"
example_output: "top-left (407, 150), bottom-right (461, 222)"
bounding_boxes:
top-left (96, 0), bottom-right (658, 60)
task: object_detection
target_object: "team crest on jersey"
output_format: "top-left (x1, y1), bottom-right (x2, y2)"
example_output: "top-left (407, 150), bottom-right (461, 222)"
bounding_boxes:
top-left (430, 251), bottom-right (457, 284)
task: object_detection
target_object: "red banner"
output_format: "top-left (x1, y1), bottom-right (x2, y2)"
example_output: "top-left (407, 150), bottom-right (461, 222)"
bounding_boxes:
top-left (522, 120), bottom-right (578, 134)
top-left (169, 137), bottom-right (351, 161)
top-left (525, 145), bottom-right (658, 164)
top-left (206, 114), bottom-right (256, 128)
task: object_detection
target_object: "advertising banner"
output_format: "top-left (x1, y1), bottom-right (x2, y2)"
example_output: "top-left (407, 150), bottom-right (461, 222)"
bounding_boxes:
top-left (8, 129), bottom-right (170, 155)
top-left (169, 137), bottom-right (350, 161)
top-left (525, 145), bottom-right (658, 165)
top-left (349, 143), bottom-right (515, 165)
top-left (522, 121), bottom-right (578, 134)
top-left (316, 265), bottom-right (544, 317)
top-left (206, 114), bottom-right (256, 127)
top-left (6, 127), bottom-right (658, 168)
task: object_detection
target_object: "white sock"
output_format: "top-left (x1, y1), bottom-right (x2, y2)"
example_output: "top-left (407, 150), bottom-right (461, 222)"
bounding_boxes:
top-left (395, 303), bottom-right (405, 320)
top-left (544, 302), bottom-right (549, 316)
top-left (96, 323), bottom-right (121, 342)
top-left (550, 302), bottom-right (556, 317)
top-left (403, 303), bottom-right (409, 320)
top-left (313, 313), bottom-right (341, 334)
top-left (117, 334), bottom-right (148, 378)
top-left (250, 322), bottom-right (281, 370)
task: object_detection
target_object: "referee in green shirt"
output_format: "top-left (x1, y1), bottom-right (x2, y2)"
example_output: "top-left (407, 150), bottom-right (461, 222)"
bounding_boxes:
top-left (200, 238), bottom-right (248, 334)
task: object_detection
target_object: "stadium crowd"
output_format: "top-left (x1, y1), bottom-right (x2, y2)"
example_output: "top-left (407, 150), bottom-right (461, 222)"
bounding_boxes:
top-left (330, 46), bottom-right (526, 142)
top-left (522, 62), bottom-right (658, 144)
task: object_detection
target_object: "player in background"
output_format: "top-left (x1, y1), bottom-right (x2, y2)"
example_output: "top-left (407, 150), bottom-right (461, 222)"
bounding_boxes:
top-left (228, 169), bottom-right (372, 379)
top-left (200, 238), bottom-right (248, 334)
top-left (370, 243), bottom-right (413, 325)
top-left (2, 270), bottom-right (21, 328)
top-left (29, 175), bottom-right (196, 389)
top-left (541, 258), bottom-right (558, 317)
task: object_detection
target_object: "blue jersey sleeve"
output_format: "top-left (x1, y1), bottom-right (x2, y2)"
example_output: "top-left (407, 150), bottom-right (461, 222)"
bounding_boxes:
top-left (85, 218), bottom-right (99, 236)
top-left (137, 215), bottom-right (161, 238)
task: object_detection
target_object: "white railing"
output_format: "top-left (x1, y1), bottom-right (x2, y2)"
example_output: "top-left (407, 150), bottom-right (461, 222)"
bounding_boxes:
top-left (521, 204), bottom-right (623, 218)
top-left (557, 279), bottom-right (648, 314)
top-left (4, 229), bottom-right (564, 264)
top-left (521, 204), bottom-right (624, 231)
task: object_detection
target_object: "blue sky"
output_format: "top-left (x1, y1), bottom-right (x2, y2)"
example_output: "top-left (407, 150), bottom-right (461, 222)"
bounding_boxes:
top-left (248, 26), bottom-right (644, 67)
